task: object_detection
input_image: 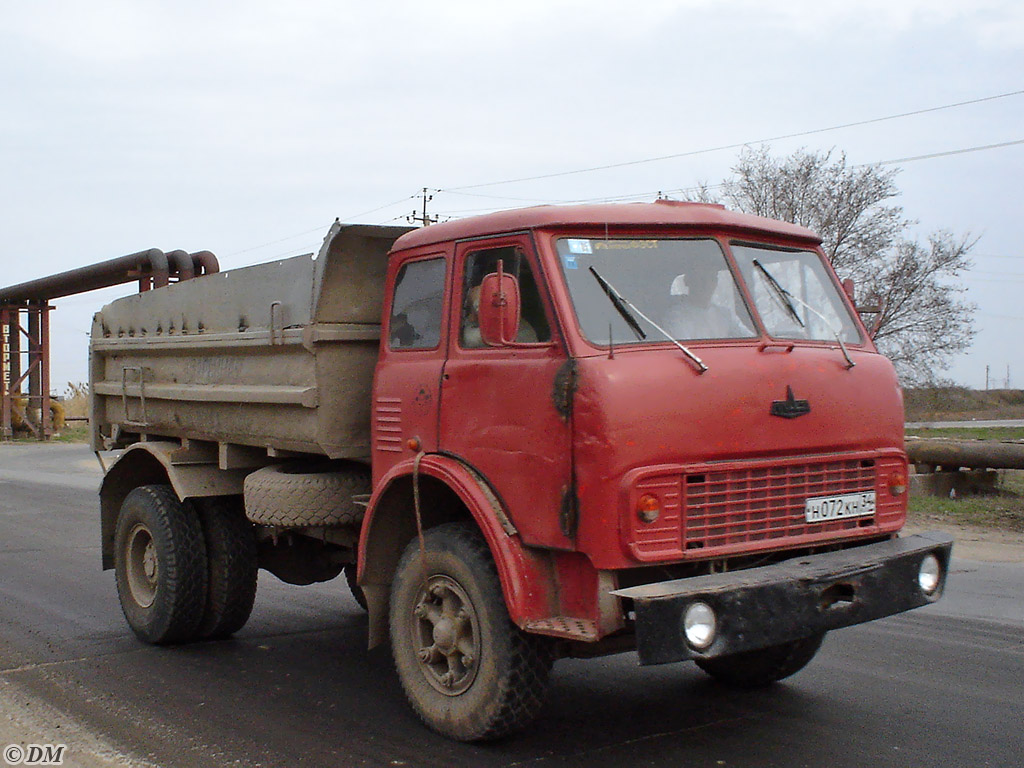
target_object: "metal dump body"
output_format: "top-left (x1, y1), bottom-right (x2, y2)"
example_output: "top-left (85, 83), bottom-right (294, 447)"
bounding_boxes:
top-left (90, 223), bottom-right (412, 459)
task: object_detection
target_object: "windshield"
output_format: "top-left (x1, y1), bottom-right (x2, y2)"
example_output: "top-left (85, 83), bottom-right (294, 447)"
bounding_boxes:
top-left (730, 244), bottom-right (862, 345)
top-left (555, 238), bottom-right (757, 345)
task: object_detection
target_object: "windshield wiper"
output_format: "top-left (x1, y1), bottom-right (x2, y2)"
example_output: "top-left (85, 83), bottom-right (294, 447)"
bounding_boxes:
top-left (752, 259), bottom-right (804, 328)
top-left (589, 267), bottom-right (708, 373)
top-left (751, 259), bottom-right (855, 370)
top-left (588, 266), bottom-right (646, 341)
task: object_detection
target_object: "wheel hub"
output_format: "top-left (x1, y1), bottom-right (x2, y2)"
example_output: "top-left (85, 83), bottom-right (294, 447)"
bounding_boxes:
top-left (143, 542), bottom-right (157, 580)
top-left (125, 523), bottom-right (158, 608)
top-left (411, 575), bottom-right (480, 696)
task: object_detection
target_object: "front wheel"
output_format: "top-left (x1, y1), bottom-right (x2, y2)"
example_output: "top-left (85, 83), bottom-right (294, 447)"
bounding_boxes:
top-left (389, 523), bottom-right (552, 741)
top-left (695, 632), bottom-right (825, 688)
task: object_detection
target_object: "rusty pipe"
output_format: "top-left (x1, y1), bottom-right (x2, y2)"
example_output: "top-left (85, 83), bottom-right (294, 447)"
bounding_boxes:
top-left (166, 250), bottom-right (194, 282)
top-left (144, 248), bottom-right (170, 290)
top-left (906, 438), bottom-right (1024, 470)
top-left (0, 249), bottom-right (168, 302)
top-left (0, 246), bottom-right (217, 304)
top-left (190, 250), bottom-right (219, 276)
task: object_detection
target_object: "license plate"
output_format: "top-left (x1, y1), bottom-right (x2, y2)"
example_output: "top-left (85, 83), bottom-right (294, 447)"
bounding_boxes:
top-left (805, 491), bottom-right (876, 522)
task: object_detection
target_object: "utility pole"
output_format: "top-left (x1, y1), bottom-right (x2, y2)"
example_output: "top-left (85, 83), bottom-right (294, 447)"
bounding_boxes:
top-left (985, 365), bottom-right (990, 391)
top-left (407, 188), bottom-right (439, 227)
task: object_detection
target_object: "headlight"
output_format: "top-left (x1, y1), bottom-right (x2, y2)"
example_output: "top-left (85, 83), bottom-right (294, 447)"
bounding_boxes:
top-left (918, 553), bottom-right (942, 596)
top-left (683, 602), bottom-right (717, 650)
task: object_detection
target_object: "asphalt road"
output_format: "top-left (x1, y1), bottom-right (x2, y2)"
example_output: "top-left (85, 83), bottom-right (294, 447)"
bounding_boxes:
top-left (1, 443), bottom-right (1022, 768)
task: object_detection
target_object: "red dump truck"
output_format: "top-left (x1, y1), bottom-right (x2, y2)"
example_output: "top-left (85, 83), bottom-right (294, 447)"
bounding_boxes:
top-left (91, 201), bottom-right (952, 741)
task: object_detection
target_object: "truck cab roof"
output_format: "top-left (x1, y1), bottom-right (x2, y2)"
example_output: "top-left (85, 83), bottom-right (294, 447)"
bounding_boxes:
top-left (392, 201), bottom-right (822, 252)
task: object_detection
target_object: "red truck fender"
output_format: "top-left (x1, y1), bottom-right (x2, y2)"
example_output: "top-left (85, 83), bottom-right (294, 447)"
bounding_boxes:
top-left (357, 453), bottom-right (554, 648)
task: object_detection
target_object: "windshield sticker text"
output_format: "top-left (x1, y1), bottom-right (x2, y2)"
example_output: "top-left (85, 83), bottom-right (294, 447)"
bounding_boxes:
top-left (593, 240), bottom-right (659, 250)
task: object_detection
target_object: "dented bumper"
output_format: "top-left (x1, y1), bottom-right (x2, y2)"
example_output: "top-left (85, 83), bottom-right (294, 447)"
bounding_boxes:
top-left (612, 532), bottom-right (954, 666)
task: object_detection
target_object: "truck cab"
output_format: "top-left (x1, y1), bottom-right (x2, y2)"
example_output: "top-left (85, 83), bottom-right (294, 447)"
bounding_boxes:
top-left (369, 200), bottom-right (906, 578)
top-left (361, 202), bottom-right (948, 737)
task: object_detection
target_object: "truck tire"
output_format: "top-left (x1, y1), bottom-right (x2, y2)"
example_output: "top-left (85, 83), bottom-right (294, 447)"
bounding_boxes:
top-left (695, 632), bottom-right (825, 688)
top-left (194, 497), bottom-right (258, 639)
top-left (243, 462), bottom-right (370, 527)
top-left (114, 485), bottom-right (208, 644)
top-left (389, 522), bottom-right (552, 742)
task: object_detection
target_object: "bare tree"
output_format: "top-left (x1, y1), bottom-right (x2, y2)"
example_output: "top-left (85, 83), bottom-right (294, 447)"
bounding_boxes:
top-left (694, 146), bottom-right (975, 384)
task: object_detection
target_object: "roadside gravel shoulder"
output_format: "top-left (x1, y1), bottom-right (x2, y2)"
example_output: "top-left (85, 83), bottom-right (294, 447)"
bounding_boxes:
top-left (903, 518), bottom-right (1024, 563)
top-left (0, 677), bottom-right (154, 768)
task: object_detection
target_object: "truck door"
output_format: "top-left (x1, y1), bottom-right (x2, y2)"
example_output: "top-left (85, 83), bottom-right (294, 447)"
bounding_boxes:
top-left (440, 238), bottom-right (574, 550)
top-left (373, 254), bottom-right (449, 483)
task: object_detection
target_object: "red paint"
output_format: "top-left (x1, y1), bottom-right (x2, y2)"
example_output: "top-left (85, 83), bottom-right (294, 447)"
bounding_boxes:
top-left (365, 202), bottom-right (907, 639)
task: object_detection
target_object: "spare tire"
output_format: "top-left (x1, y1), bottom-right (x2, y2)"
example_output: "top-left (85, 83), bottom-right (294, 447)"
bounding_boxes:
top-left (243, 462), bottom-right (370, 528)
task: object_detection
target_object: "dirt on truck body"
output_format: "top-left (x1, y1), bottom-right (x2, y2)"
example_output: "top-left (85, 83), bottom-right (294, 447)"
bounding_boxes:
top-left (92, 202), bottom-right (952, 742)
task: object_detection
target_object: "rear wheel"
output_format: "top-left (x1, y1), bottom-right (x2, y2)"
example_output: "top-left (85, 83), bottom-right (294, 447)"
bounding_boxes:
top-left (194, 497), bottom-right (258, 639)
top-left (695, 633), bottom-right (825, 688)
top-left (114, 485), bottom-right (208, 644)
top-left (389, 523), bottom-right (552, 741)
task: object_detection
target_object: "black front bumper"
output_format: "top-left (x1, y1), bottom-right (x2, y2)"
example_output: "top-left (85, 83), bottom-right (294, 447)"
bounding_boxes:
top-left (612, 532), bottom-right (954, 666)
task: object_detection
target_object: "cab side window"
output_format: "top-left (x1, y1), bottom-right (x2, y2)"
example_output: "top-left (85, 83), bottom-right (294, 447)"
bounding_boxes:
top-left (389, 258), bottom-right (446, 350)
top-left (460, 246), bottom-right (551, 348)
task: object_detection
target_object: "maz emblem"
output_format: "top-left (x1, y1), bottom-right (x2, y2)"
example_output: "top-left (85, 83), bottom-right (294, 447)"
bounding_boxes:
top-left (770, 386), bottom-right (811, 419)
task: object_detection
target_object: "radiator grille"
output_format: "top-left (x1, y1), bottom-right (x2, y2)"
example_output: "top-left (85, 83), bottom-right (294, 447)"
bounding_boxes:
top-left (628, 455), bottom-right (905, 561)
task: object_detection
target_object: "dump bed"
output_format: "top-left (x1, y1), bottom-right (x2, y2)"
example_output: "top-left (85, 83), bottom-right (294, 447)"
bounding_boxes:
top-left (90, 223), bottom-right (412, 459)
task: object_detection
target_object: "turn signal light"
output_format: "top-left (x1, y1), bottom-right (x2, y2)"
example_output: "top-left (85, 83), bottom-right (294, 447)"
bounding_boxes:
top-left (637, 494), bottom-right (661, 524)
top-left (889, 471), bottom-right (908, 496)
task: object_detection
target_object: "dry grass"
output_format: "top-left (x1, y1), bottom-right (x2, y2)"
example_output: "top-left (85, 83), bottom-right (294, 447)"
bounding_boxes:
top-left (62, 382), bottom-right (89, 420)
top-left (905, 387), bottom-right (1024, 422)
top-left (908, 469), bottom-right (1024, 533)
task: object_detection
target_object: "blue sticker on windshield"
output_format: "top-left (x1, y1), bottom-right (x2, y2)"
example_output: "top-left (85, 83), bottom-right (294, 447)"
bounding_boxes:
top-left (562, 254), bottom-right (578, 269)
top-left (567, 239), bottom-right (593, 254)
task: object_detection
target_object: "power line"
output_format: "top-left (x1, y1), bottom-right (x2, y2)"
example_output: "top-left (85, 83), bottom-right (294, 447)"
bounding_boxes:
top-left (874, 138), bottom-right (1024, 166)
top-left (223, 193), bottom-right (420, 259)
top-left (341, 193), bottom-right (421, 223)
top-left (237, 92), bottom-right (1024, 246)
top-left (966, 257), bottom-right (1024, 264)
top-left (437, 138), bottom-right (1023, 211)
top-left (442, 88), bottom-right (1024, 192)
top-left (438, 189), bottom-right (570, 204)
top-left (226, 224), bottom-right (332, 257)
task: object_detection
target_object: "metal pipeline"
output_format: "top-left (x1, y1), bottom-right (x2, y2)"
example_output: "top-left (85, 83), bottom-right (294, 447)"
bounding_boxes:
top-left (142, 248), bottom-right (170, 291)
top-left (166, 250), bottom-right (194, 283)
top-left (190, 250), bottom-right (218, 277)
top-left (0, 247), bottom-right (219, 304)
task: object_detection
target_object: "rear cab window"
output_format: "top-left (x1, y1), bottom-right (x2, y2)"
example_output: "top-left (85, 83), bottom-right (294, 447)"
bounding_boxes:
top-left (388, 257), bottom-right (447, 350)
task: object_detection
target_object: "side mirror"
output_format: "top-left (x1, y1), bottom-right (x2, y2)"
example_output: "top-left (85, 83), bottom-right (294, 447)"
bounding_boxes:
top-left (842, 278), bottom-right (856, 304)
top-left (844, 278), bottom-right (885, 340)
top-left (478, 270), bottom-right (521, 346)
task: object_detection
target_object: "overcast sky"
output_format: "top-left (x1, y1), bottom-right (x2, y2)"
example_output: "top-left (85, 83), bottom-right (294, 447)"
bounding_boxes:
top-left (2, 1), bottom-right (1022, 392)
